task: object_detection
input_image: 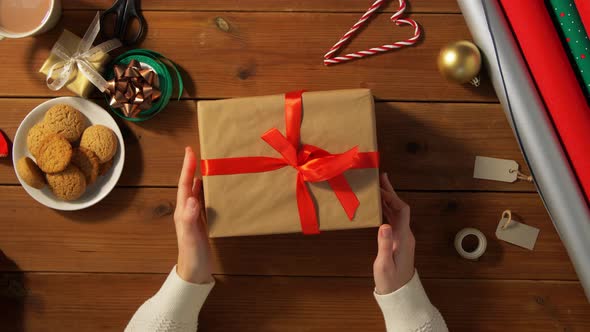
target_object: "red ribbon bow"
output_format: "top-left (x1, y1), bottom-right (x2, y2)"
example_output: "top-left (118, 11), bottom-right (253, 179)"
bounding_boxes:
top-left (201, 91), bottom-right (379, 234)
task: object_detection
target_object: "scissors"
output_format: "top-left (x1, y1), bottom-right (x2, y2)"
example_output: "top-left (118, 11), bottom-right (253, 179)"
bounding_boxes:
top-left (100, 0), bottom-right (147, 45)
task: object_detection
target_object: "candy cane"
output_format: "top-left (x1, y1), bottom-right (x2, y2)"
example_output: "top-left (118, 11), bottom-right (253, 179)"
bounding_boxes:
top-left (324, 0), bottom-right (421, 65)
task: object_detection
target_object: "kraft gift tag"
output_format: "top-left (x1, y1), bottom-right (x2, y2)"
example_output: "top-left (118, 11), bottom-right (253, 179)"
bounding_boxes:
top-left (495, 210), bottom-right (540, 250)
top-left (473, 156), bottom-right (532, 183)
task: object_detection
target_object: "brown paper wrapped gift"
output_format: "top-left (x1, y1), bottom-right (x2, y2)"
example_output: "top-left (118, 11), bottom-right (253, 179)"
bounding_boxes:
top-left (198, 89), bottom-right (381, 237)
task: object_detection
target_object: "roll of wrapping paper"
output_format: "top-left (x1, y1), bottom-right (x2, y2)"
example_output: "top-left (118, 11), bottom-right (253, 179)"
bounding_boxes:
top-left (548, 0), bottom-right (590, 98)
top-left (105, 49), bottom-right (183, 122)
top-left (574, 0), bottom-right (590, 39)
top-left (457, 0), bottom-right (590, 300)
top-left (499, 0), bottom-right (590, 202)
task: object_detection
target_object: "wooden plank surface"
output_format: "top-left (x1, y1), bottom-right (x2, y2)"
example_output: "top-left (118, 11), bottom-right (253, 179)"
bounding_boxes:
top-left (1, 273), bottom-right (588, 332)
top-left (0, 11), bottom-right (497, 101)
top-left (0, 99), bottom-right (533, 191)
top-left (0, 187), bottom-right (572, 280)
top-left (62, 0), bottom-right (461, 13)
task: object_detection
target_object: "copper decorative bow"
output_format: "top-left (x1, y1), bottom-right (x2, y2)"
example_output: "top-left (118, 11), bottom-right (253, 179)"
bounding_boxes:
top-left (105, 60), bottom-right (162, 118)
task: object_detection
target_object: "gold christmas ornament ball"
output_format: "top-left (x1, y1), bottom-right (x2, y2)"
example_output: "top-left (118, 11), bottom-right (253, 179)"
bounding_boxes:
top-left (437, 40), bottom-right (482, 84)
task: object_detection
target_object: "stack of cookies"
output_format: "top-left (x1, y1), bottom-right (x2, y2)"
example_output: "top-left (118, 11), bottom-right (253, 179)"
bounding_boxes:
top-left (16, 104), bottom-right (118, 201)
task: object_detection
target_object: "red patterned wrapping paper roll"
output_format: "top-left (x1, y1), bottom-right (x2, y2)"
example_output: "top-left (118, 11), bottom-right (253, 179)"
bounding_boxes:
top-left (500, 0), bottom-right (590, 202)
top-left (574, 0), bottom-right (590, 38)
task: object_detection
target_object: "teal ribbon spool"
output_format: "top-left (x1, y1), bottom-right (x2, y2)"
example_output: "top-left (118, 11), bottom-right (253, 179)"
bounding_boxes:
top-left (104, 49), bottom-right (183, 122)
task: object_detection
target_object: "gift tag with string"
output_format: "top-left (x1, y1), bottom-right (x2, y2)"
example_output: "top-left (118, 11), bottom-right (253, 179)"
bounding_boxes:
top-left (473, 156), bottom-right (532, 183)
top-left (495, 210), bottom-right (540, 250)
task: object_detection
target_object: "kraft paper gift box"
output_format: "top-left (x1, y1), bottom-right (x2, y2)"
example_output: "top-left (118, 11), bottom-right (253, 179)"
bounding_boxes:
top-left (39, 30), bottom-right (109, 97)
top-left (198, 89), bottom-right (382, 237)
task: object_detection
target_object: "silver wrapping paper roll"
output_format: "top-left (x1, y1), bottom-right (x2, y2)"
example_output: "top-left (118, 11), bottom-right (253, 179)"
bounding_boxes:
top-left (457, 0), bottom-right (590, 300)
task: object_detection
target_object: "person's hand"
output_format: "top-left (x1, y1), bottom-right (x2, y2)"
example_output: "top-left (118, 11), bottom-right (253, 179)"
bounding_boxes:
top-left (174, 146), bottom-right (213, 284)
top-left (373, 173), bottom-right (415, 295)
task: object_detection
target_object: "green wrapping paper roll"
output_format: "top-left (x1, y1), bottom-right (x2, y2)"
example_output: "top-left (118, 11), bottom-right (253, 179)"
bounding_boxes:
top-left (548, 0), bottom-right (590, 98)
top-left (105, 49), bottom-right (183, 122)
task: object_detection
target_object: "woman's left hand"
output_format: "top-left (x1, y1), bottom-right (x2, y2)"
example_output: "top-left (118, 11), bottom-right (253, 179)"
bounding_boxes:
top-left (174, 146), bottom-right (213, 284)
top-left (373, 173), bottom-right (415, 295)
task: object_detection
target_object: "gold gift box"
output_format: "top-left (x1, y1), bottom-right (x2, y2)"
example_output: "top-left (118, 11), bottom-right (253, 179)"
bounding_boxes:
top-left (39, 30), bottom-right (109, 97)
top-left (198, 89), bottom-right (382, 238)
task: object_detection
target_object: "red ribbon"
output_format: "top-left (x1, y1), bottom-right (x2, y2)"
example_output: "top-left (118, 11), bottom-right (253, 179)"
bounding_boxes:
top-left (201, 91), bottom-right (379, 234)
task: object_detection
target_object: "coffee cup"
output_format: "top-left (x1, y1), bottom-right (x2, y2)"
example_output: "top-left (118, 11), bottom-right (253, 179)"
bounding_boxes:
top-left (0, 0), bottom-right (62, 40)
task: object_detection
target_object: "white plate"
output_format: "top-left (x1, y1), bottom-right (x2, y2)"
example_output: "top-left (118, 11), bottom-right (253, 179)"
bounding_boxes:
top-left (12, 97), bottom-right (125, 211)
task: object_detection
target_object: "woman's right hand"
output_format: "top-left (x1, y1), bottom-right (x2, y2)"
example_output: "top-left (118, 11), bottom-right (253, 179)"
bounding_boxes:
top-left (373, 173), bottom-right (416, 295)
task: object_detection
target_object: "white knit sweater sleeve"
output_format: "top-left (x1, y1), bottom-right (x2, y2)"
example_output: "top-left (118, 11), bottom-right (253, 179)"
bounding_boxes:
top-left (374, 271), bottom-right (448, 332)
top-left (125, 266), bottom-right (214, 332)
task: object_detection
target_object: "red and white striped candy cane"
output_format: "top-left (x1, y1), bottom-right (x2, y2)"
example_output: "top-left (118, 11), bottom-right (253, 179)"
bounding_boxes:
top-left (324, 0), bottom-right (421, 65)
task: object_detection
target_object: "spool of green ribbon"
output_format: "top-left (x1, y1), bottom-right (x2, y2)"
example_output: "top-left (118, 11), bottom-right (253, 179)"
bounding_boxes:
top-left (104, 49), bottom-right (183, 122)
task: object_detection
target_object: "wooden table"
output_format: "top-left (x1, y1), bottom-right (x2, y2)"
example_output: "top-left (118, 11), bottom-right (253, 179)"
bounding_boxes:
top-left (1, 1), bottom-right (589, 331)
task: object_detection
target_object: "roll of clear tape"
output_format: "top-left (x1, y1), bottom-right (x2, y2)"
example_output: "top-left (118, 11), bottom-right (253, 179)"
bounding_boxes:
top-left (454, 228), bottom-right (487, 260)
